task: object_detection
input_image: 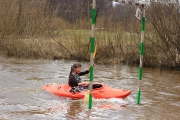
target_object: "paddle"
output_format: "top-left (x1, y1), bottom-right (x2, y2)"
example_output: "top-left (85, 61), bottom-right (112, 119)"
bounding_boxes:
top-left (93, 43), bottom-right (97, 65)
top-left (84, 90), bottom-right (90, 102)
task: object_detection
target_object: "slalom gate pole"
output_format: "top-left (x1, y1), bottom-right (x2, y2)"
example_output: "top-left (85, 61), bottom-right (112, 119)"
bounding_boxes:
top-left (89, 0), bottom-right (96, 109)
top-left (137, 4), bottom-right (145, 104)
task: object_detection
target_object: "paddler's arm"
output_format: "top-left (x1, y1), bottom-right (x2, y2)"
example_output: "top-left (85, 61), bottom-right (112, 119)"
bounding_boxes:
top-left (78, 82), bottom-right (90, 86)
top-left (79, 69), bottom-right (89, 76)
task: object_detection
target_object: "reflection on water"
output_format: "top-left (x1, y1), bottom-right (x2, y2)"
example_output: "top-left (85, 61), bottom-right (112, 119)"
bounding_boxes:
top-left (0, 55), bottom-right (180, 120)
top-left (67, 101), bottom-right (84, 119)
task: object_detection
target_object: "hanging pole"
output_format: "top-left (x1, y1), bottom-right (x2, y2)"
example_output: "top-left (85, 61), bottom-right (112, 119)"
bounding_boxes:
top-left (89, 0), bottom-right (96, 109)
top-left (137, 4), bottom-right (145, 104)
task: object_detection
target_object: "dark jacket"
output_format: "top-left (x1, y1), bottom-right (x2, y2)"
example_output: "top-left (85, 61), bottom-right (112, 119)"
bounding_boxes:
top-left (68, 70), bottom-right (89, 87)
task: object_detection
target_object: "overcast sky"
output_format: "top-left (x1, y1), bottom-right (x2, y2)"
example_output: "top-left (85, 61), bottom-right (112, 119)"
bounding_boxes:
top-left (112, 0), bottom-right (179, 8)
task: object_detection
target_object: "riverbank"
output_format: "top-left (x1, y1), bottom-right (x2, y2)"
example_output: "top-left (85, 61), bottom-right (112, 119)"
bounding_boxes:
top-left (0, 30), bottom-right (180, 69)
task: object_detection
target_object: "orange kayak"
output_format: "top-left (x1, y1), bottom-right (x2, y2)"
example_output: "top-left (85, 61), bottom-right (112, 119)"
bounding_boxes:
top-left (42, 84), bottom-right (131, 99)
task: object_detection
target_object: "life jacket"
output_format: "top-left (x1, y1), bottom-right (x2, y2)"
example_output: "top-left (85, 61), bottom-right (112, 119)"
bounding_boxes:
top-left (71, 74), bottom-right (81, 83)
top-left (70, 74), bottom-right (85, 92)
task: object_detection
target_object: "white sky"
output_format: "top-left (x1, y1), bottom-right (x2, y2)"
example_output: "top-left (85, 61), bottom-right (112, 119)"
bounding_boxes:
top-left (112, 0), bottom-right (179, 7)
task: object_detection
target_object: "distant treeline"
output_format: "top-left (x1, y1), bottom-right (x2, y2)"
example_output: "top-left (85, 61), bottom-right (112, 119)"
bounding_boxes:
top-left (45, 0), bottom-right (136, 30)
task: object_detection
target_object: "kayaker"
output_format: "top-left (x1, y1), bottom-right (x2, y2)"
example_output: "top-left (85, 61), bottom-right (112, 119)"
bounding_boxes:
top-left (68, 63), bottom-right (90, 92)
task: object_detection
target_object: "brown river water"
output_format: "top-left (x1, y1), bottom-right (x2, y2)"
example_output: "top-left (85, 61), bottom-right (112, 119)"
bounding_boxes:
top-left (0, 55), bottom-right (179, 120)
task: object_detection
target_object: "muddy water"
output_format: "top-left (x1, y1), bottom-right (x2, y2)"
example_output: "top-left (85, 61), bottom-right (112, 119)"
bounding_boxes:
top-left (0, 55), bottom-right (179, 120)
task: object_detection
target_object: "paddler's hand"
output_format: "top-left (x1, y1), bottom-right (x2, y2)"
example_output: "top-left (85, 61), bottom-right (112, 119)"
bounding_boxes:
top-left (79, 82), bottom-right (89, 86)
top-left (88, 66), bottom-right (95, 72)
top-left (84, 82), bottom-right (90, 86)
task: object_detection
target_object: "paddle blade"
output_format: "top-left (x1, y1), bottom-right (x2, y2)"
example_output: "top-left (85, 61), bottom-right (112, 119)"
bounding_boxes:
top-left (93, 44), bottom-right (97, 58)
top-left (84, 90), bottom-right (89, 102)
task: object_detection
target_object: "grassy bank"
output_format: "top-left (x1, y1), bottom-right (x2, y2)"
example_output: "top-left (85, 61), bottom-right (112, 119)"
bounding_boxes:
top-left (0, 30), bottom-right (139, 62)
top-left (1, 28), bottom-right (180, 69)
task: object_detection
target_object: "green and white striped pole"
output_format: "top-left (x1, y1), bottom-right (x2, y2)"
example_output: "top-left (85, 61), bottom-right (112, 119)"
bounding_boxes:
top-left (89, 0), bottom-right (96, 109)
top-left (137, 4), bottom-right (145, 104)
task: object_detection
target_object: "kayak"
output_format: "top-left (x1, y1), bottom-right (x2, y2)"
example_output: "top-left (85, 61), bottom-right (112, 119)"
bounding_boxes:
top-left (42, 84), bottom-right (131, 99)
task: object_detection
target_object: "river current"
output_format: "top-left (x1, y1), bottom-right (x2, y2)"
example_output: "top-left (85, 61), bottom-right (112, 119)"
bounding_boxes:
top-left (0, 56), bottom-right (179, 120)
